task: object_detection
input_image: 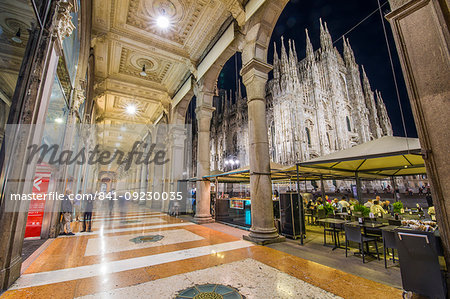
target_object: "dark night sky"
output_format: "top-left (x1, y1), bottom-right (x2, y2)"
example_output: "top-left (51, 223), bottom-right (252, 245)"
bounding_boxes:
top-left (217, 0), bottom-right (418, 138)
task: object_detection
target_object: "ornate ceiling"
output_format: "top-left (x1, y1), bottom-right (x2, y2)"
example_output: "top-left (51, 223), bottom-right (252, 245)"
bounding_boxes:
top-left (91, 0), bottom-right (238, 127)
top-left (0, 0), bottom-right (35, 105)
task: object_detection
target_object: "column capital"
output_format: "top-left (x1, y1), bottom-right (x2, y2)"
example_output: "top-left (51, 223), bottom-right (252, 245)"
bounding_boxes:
top-left (241, 59), bottom-right (272, 101)
top-left (240, 58), bottom-right (273, 79)
top-left (195, 105), bottom-right (215, 120)
top-left (167, 126), bottom-right (187, 148)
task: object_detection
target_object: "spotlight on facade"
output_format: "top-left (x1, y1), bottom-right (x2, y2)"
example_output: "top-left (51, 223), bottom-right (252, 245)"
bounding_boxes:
top-left (224, 160), bottom-right (229, 165)
top-left (126, 105), bottom-right (137, 115)
top-left (235, 160), bottom-right (239, 165)
top-left (156, 15), bottom-right (170, 29)
top-left (11, 28), bottom-right (22, 44)
top-left (55, 117), bottom-right (63, 124)
top-left (140, 64), bottom-right (147, 77)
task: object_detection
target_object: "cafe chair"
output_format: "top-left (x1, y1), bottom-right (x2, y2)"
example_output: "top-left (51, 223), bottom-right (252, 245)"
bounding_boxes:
top-left (382, 229), bottom-right (397, 268)
top-left (344, 224), bottom-right (380, 263)
top-left (317, 209), bottom-right (326, 219)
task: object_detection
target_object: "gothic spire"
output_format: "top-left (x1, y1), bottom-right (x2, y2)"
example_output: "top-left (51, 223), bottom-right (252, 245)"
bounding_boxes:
top-left (343, 37), bottom-right (356, 66)
top-left (305, 28), bottom-right (314, 61)
top-left (319, 18), bottom-right (333, 51)
top-left (291, 39), bottom-right (299, 63)
top-left (238, 79), bottom-right (242, 100)
top-left (280, 36), bottom-right (288, 67)
top-left (376, 90), bottom-right (393, 136)
top-left (361, 65), bottom-right (372, 93)
top-left (288, 39), bottom-right (300, 89)
top-left (280, 36), bottom-right (289, 90)
top-left (273, 41), bottom-right (280, 82)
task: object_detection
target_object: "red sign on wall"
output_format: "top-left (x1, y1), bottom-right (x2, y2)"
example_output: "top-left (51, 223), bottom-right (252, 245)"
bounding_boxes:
top-left (24, 171), bottom-right (51, 238)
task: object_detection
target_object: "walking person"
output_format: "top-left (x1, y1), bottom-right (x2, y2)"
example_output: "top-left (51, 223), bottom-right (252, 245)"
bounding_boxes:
top-left (60, 189), bottom-right (75, 236)
top-left (81, 191), bottom-right (94, 232)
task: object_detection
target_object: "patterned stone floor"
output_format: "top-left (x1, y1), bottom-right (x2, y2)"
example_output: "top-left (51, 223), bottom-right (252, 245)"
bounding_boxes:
top-left (1, 203), bottom-right (402, 299)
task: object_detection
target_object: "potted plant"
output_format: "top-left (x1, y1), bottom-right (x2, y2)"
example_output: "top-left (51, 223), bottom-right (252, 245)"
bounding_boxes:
top-left (317, 203), bottom-right (334, 217)
top-left (352, 204), bottom-right (370, 223)
top-left (393, 201), bottom-right (404, 214)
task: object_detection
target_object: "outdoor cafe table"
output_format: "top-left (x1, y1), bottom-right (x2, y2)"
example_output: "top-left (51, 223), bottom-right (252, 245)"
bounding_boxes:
top-left (346, 221), bottom-right (387, 237)
top-left (318, 218), bottom-right (348, 250)
top-left (347, 221), bottom-right (386, 229)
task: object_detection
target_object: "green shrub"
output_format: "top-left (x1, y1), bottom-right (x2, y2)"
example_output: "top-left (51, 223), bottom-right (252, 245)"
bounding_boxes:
top-left (393, 201), bottom-right (404, 214)
top-left (318, 202), bottom-right (334, 215)
top-left (352, 204), bottom-right (370, 217)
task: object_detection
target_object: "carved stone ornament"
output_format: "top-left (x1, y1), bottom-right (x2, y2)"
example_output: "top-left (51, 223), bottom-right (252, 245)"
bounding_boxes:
top-left (72, 87), bottom-right (85, 112)
top-left (53, 1), bottom-right (76, 50)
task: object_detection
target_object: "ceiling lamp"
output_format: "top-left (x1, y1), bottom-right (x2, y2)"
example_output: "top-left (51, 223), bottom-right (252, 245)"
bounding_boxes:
top-left (11, 28), bottom-right (22, 44)
top-left (126, 104), bottom-right (137, 115)
top-left (55, 117), bottom-right (63, 124)
top-left (115, 143), bottom-right (121, 147)
top-left (156, 15), bottom-right (170, 29)
top-left (140, 64), bottom-right (147, 77)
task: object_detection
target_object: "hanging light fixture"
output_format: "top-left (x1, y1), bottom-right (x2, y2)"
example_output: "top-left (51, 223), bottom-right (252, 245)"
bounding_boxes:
top-left (126, 104), bottom-right (137, 115)
top-left (140, 64), bottom-right (147, 77)
top-left (11, 28), bottom-right (22, 44)
top-left (156, 9), bottom-right (170, 29)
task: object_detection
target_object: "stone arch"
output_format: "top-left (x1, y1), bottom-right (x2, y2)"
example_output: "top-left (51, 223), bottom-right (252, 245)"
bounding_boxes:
top-left (170, 39), bottom-right (239, 125)
top-left (241, 0), bottom-right (290, 66)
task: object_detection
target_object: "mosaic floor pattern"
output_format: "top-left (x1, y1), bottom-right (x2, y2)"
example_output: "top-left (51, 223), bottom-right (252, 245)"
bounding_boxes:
top-left (78, 259), bottom-right (341, 299)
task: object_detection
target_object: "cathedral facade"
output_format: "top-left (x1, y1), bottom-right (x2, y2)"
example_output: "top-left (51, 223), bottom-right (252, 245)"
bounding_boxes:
top-left (206, 20), bottom-right (393, 171)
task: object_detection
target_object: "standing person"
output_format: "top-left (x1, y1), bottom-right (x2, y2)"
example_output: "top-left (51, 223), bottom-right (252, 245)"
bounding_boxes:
top-left (191, 189), bottom-right (196, 215)
top-left (60, 189), bottom-right (75, 236)
top-left (81, 191), bottom-right (94, 232)
top-left (108, 189), bottom-right (115, 216)
top-left (425, 192), bottom-right (433, 207)
top-left (395, 188), bottom-right (401, 202)
top-left (74, 189), bottom-right (82, 221)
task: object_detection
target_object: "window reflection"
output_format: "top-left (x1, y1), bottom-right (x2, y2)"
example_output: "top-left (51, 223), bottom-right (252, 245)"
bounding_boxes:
top-left (0, 0), bottom-right (37, 149)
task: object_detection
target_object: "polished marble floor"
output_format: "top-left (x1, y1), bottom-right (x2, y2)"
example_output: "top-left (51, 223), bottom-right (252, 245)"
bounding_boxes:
top-left (1, 203), bottom-right (402, 298)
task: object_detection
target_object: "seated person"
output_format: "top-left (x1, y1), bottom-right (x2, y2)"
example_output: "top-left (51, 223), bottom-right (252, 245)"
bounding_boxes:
top-left (428, 205), bottom-right (436, 220)
top-left (382, 200), bottom-right (393, 213)
top-left (364, 200), bottom-right (374, 208)
top-left (315, 197), bottom-right (323, 206)
top-left (332, 198), bottom-right (343, 213)
top-left (338, 196), bottom-right (350, 210)
top-left (349, 198), bottom-right (359, 205)
top-left (370, 200), bottom-right (388, 215)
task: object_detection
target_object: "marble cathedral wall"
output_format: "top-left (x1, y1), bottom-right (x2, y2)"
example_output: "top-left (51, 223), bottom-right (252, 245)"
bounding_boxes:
top-left (204, 20), bottom-right (393, 173)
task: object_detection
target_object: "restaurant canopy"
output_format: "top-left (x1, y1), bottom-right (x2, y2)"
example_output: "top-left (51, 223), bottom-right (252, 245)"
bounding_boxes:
top-left (201, 137), bottom-right (426, 183)
top-left (297, 136), bottom-right (426, 177)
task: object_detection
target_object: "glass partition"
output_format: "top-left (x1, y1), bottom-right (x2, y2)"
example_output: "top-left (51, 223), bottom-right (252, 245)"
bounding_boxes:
top-left (0, 0), bottom-right (39, 150)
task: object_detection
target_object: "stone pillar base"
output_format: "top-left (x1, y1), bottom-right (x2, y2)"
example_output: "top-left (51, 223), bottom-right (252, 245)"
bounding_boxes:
top-left (193, 215), bottom-right (214, 224)
top-left (0, 255), bottom-right (22, 290)
top-left (243, 227), bottom-right (285, 245)
top-left (243, 234), bottom-right (286, 245)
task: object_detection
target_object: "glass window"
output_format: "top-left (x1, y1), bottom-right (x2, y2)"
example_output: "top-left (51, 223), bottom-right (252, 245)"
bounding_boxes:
top-left (62, 0), bottom-right (80, 87)
top-left (0, 0), bottom-right (38, 150)
top-left (40, 75), bottom-right (69, 160)
top-left (305, 127), bottom-right (311, 145)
